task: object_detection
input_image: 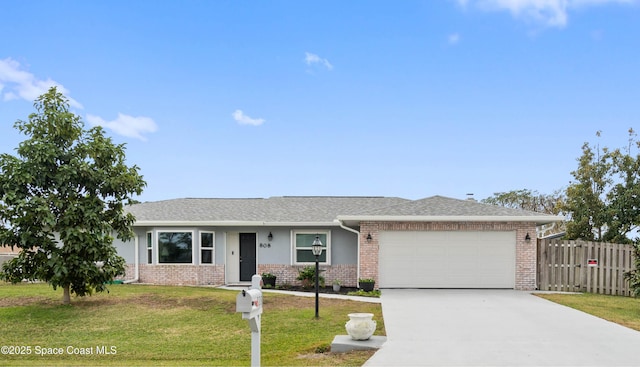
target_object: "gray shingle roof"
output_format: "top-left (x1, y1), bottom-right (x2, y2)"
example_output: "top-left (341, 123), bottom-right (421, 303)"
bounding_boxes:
top-left (127, 196), bottom-right (410, 224)
top-left (337, 195), bottom-right (561, 225)
top-left (127, 195), bottom-right (561, 225)
top-left (362, 195), bottom-right (551, 217)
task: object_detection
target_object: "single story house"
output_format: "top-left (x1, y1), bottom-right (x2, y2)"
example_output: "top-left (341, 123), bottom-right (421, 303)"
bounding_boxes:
top-left (115, 195), bottom-right (561, 290)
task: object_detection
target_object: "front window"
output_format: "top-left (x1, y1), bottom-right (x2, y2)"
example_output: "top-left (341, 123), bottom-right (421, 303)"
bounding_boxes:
top-left (200, 231), bottom-right (214, 264)
top-left (293, 231), bottom-right (330, 265)
top-left (146, 232), bottom-right (153, 264)
top-left (158, 231), bottom-right (193, 264)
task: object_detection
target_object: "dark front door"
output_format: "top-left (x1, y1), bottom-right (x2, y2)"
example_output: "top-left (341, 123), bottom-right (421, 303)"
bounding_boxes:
top-left (239, 233), bottom-right (256, 281)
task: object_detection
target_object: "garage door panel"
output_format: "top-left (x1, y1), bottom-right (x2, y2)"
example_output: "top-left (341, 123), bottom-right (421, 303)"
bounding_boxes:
top-left (379, 231), bottom-right (515, 288)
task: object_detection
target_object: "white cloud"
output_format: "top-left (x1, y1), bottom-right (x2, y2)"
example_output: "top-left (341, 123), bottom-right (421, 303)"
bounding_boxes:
top-left (0, 58), bottom-right (83, 108)
top-left (458, 0), bottom-right (637, 28)
top-left (86, 113), bottom-right (158, 141)
top-left (1, 57), bottom-right (158, 141)
top-left (232, 109), bottom-right (265, 126)
top-left (448, 33), bottom-right (461, 44)
top-left (304, 52), bottom-right (333, 70)
top-left (479, 0), bottom-right (568, 27)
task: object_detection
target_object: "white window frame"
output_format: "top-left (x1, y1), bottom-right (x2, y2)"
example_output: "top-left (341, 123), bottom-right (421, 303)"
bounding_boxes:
top-left (156, 229), bottom-right (195, 265)
top-left (291, 230), bottom-right (331, 265)
top-left (200, 231), bottom-right (215, 265)
top-left (146, 231), bottom-right (153, 265)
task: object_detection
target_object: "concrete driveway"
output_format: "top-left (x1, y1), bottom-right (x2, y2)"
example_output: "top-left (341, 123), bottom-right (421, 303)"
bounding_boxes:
top-left (364, 289), bottom-right (640, 366)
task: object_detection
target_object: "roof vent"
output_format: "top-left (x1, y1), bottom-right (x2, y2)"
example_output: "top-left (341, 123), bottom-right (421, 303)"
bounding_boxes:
top-left (466, 193), bottom-right (476, 201)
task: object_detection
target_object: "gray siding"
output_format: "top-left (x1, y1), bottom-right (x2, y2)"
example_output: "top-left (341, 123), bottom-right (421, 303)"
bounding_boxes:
top-left (129, 225), bottom-right (358, 266)
top-left (113, 236), bottom-right (135, 263)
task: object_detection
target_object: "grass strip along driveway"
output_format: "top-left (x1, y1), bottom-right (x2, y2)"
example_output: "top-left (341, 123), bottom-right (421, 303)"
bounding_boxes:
top-left (536, 292), bottom-right (640, 332)
top-left (0, 283), bottom-right (384, 366)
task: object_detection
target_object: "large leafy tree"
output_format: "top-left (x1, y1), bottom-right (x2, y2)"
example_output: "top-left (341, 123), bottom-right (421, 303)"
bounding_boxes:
top-left (0, 87), bottom-right (146, 304)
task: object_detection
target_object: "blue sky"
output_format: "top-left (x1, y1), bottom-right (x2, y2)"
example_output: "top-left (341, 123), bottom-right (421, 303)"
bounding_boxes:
top-left (1, 0), bottom-right (639, 203)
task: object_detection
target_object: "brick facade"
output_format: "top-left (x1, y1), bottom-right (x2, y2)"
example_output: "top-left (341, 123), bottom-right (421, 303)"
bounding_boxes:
top-left (359, 221), bottom-right (538, 290)
top-left (120, 263), bottom-right (357, 287)
top-left (258, 264), bottom-right (357, 287)
top-left (130, 264), bottom-right (225, 285)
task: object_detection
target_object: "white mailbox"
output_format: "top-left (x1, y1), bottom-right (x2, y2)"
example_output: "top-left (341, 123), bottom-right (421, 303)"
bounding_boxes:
top-left (236, 289), bottom-right (263, 318)
top-left (236, 274), bottom-right (263, 367)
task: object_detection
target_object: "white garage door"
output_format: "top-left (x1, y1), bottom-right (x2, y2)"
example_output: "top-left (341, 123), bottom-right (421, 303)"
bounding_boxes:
top-left (378, 231), bottom-right (516, 288)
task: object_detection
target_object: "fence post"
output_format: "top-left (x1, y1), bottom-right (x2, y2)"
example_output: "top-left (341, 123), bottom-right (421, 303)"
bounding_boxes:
top-left (568, 240), bottom-right (577, 291)
top-left (537, 239), bottom-right (547, 291)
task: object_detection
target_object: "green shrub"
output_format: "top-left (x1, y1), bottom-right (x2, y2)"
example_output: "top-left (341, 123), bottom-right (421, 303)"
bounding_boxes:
top-left (296, 266), bottom-right (325, 289)
top-left (261, 272), bottom-right (276, 279)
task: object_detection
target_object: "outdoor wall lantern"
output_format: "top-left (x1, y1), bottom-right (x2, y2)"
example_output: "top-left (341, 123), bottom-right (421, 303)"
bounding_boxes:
top-left (525, 233), bottom-right (531, 242)
top-left (311, 235), bottom-right (323, 319)
top-left (267, 232), bottom-right (273, 241)
top-left (366, 233), bottom-right (372, 243)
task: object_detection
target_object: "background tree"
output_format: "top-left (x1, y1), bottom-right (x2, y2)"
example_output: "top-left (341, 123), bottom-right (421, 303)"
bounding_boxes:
top-left (482, 189), bottom-right (566, 237)
top-left (562, 132), bottom-right (612, 241)
top-left (604, 130), bottom-right (640, 243)
top-left (562, 129), bottom-right (639, 243)
top-left (481, 189), bottom-right (564, 214)
top-left (608, 130), bottom-right (640, 296)
top-left (0, 87), bottom-right (146, 305)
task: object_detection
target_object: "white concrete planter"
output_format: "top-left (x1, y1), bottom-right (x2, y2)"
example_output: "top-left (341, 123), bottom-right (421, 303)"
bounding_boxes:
top-left (345, 313), bottom-right (377, 340)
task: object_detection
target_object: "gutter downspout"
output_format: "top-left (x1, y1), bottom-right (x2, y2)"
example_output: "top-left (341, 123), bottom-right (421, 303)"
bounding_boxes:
top-left (123, 234), bottom-right (139, 284)
top-left (337, 220), bottom-right (360, 287)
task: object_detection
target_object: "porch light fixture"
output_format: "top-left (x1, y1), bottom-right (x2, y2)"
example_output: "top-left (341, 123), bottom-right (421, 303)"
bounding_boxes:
top-left (311, 235), bottom-right (323, 319)
top-left (311, 235), bottom-right (323, 257)
top-left (268, 232), bottom-right (273, 241)
top-left (366, 233), bottom-right (372, 243)
top-left (525, 233), bottom-right (531, 242)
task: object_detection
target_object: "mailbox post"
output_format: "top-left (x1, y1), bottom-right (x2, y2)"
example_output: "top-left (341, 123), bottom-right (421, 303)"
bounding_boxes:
top-left (236, 274), bottom-right (263, 367)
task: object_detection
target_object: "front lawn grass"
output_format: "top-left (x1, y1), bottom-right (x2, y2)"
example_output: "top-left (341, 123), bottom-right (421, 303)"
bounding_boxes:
top-left (536, 292), bottom-right (640, 332)
top-left (0, 282), bottom-right (384, 366)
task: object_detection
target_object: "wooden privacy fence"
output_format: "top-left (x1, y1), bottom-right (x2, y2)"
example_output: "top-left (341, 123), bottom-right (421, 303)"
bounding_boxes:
top-left (537, 239), bottom-right (636, 296)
